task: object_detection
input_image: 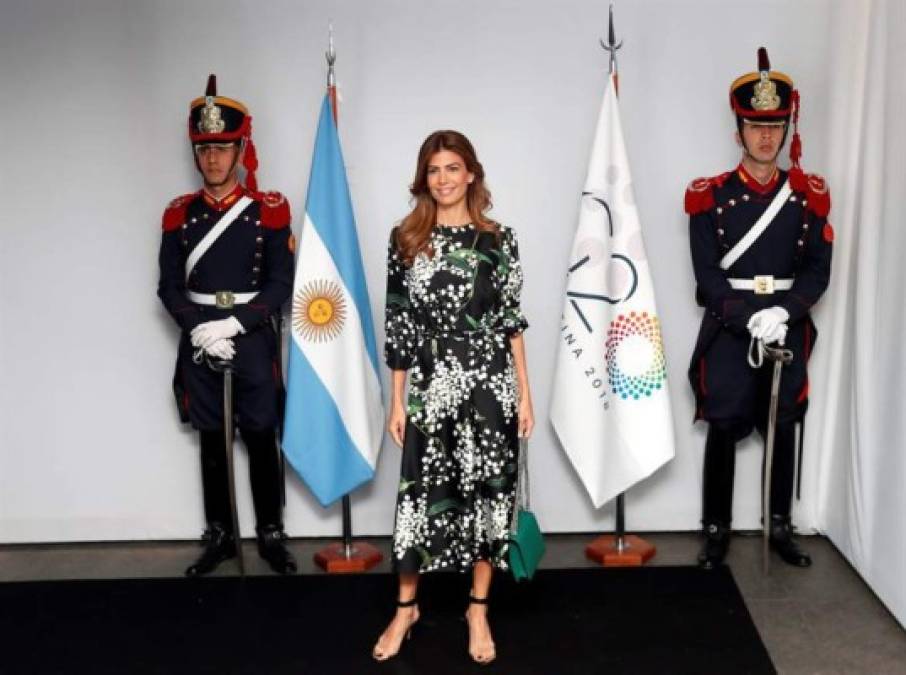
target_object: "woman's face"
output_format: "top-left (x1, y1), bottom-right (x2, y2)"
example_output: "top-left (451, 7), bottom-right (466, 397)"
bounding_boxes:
top-left (426, 150), bottom-right (474, 210)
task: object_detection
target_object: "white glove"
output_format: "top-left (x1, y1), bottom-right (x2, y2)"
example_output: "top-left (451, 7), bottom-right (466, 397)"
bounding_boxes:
top-left (205, 338), bottom-right (236, 361)
top-left (747, 306), bottom-right (789, 341)
top-left (762, 323), bottom-right (788, 346)
top-left (190, 316), bottom-right (244, 350)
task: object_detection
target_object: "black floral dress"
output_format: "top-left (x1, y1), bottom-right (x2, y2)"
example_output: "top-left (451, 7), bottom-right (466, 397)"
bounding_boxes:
top-left (384, 223), bottom-right (529, 574)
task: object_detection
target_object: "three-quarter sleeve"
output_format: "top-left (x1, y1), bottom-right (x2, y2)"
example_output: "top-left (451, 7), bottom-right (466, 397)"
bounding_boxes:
top-left (496, 226), bottom-right (529, 336)
top-left (384, 227), bottom-right (417, 369)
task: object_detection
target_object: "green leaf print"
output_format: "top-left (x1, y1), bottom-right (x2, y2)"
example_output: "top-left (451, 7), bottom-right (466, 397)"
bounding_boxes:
top-left (447, 248), bottom-right (474, 261)
top-left (487, 476), bottom-right (510, 489)
top-left (407, 393), bottom-right (424, 416)
top-left (505, 308), bottom-right (523, 322)
top-left (496, 251), bottom-right (510, 277)
top-left (398, 479), bottom-right (418, 494)
top-left (427, 498), bottom-right (464, 516)
top-left (445, 254), bottom-right (474, 272)
top-left (386, 292), bottom-right (409, 308)
top-left (415, 546), bottom-right (437, 568)
top-left (464, 314), bottom-right (480, 330)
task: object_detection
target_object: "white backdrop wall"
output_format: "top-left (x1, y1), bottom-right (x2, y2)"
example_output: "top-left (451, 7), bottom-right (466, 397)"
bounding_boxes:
top-left (809, 0), bottom-right (906, 630)
top-left (0, 0), bottom-right (840, 544)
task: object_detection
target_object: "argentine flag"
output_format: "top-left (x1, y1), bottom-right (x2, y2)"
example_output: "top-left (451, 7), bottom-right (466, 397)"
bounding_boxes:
top-left (283, 95), bottom-right (383, 507)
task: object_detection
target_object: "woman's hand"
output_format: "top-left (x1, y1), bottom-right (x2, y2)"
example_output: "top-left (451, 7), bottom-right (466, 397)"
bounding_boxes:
top-left (518, 396), bottom-right (534, 439)
top-left (387, 401), bottom-right (407, 448)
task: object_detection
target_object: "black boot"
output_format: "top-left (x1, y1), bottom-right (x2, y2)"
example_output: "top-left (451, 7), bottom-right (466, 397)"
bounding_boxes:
top-left (185, 523), bottom-right (236, 577)
top-left (256, 525), bottom-right (297, 574)
top-left (698, 521), bottom-right (731, 570)
top-left (769, 515), bottom-right (812, 567)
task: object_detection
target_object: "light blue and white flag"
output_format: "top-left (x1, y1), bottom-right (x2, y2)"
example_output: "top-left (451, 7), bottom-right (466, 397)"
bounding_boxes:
top-left (283, 95), bottom-right (383, 507)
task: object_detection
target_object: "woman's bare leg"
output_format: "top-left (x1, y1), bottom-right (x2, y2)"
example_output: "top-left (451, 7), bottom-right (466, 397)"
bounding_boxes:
top-left (466, 560), bottom-right (496, 664)
top-left (372, 573), bottom-right (420, 661)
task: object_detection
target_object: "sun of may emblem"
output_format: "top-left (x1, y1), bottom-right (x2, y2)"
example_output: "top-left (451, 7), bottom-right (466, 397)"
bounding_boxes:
top-left (293, 280), bottom-right (347, 342)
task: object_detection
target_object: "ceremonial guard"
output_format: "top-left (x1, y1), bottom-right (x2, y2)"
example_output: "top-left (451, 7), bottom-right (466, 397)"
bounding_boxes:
top-left (686, 49), bottom-right (833, 569)
top-left (158, 76), bottom-right (297, 575)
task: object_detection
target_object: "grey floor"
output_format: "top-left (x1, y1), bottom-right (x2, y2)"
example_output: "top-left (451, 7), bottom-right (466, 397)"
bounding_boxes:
top-left (2, 533), bottom-right (905, 674)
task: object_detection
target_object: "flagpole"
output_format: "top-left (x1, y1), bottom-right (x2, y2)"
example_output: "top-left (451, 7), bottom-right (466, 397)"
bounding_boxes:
top-left (310, 22), bottom-right (383, 573)
top-left (608, 1), bottom-right (627, 556)
top-left (583, 3), bottom-right (656, 567)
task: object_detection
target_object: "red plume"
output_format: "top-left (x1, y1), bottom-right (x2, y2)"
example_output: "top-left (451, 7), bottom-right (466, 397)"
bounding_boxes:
top-left (241, 116), bottom-right (258, 192)
top-left (243, 139), bottom-right (259, 192)
top-left (789, 89), bottom-right (802, 168)
top-left (757, 47), bottom-right (770, 72)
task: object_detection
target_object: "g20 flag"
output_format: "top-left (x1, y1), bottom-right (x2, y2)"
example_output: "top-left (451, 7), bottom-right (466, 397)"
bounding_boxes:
top-left (283, 95), bottom-right (383, 507)
top-left (550, 73), bottom-right (675, 508)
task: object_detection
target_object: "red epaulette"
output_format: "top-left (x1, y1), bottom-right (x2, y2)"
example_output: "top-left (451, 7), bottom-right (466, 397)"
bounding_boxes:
top-left (684, 171), bottom-right (731, 215)
top-left (788, 167), bottom-right (831, 217)
top-left (251, 190), bottom-right (292, 229)
top-left (161, 191), bottom-right (200, 231)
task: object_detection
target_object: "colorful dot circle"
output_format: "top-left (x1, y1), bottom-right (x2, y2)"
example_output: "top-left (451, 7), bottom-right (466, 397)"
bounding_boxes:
top-left (605, 311), bottom-right (667, 400)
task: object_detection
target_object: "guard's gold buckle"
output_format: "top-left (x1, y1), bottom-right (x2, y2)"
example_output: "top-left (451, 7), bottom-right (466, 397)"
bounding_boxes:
top-left (753, 275), bottom-right (775, 295)
top-left (215, 291), bottom-right (235, 309)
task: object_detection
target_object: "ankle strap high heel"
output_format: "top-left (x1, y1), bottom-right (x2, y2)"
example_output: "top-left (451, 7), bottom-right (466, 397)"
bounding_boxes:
top-left (372, 598), bottom-right (419, 662)
top-left (465, 596), bottom-right (496, 665)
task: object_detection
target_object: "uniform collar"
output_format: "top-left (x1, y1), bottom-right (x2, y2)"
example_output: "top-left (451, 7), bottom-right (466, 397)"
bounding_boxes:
top-left (736, 162), bottom-right (780, 195)
top-left (202, 182), bottom-right (245, 211)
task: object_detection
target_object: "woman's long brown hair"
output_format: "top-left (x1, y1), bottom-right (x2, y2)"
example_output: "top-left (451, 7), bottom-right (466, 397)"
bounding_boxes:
top-left (395, 130), bottom-right (496, 265)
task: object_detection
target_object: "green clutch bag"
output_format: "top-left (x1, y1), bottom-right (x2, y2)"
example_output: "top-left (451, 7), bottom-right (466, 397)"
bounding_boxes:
top-left (508, 508), bottom-right (545, 581)
top-left (507, 439), bottom-right (545, 581)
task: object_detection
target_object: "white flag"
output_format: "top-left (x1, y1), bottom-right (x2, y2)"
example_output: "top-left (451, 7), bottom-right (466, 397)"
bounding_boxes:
top-left (550, 73), bottom-right (676, 508)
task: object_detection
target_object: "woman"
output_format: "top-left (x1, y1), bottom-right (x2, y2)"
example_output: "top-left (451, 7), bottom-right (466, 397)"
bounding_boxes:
top-left (373, 130), bottom-right (534, 665)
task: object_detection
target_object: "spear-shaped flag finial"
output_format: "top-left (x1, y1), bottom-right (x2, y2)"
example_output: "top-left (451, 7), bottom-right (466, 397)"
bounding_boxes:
top-left (326, 20), bottom-right (336, 87)
top-left (599, 3), bottom-right (623, 93)
top-left (326, 21), bottom-right (338, 123)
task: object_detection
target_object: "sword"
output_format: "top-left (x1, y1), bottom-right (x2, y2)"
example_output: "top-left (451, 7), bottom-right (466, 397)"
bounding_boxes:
top-left (752, 339), bottom-right (793, 576)
top-left (205, 354), bottom-right (245, 576)
top-left (272, 312), bottom-right (288, 508)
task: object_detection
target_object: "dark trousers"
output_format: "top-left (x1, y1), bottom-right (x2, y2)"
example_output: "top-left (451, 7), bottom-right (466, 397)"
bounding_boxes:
top-left (702, 422), bottom-right (796, 526)
top-left (199, 427), bottom-right (283, 531)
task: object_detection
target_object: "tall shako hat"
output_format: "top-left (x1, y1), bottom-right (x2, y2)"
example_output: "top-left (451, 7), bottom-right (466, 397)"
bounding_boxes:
top-left (188, 74), bottom-right (259, 191)
top-left (729, 48), bottom-right (803, 168)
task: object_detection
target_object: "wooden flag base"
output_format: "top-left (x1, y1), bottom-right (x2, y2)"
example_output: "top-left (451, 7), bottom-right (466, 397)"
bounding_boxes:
top-left (585, 534), bottom-right (656, 567)
top-left (314, 541), bottom-right (383, 574)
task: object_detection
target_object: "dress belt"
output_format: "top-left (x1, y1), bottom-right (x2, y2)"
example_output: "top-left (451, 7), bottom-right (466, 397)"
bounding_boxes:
top-left (727, 276), bottom-right (794, 295)
top-left (418, 327), bottom-right (498, 339)
top-left (187, 290), bottom-right (257, 309)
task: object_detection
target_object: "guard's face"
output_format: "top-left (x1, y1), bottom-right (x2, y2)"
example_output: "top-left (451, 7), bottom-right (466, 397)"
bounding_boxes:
top-left (195, 142), bottom-right (240, 187)
top-left (426, 150), bottom-right (474, 211)
top-left (738, 122), bottom-right (785, 164)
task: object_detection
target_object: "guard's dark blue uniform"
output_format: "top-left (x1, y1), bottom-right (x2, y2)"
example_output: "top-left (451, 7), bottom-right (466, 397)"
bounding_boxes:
top-left (158, 184), bottom-right (294, 431)
top-left (686, 164), bottom-right (833, 436)
top-left (161, 74), bottom-right (298, 576)
top-left (691, 47), bottom-right (830, 569)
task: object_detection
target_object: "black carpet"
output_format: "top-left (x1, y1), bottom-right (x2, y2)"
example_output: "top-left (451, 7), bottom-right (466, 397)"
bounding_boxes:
top-left (0, 566), bottom-right (774, 675)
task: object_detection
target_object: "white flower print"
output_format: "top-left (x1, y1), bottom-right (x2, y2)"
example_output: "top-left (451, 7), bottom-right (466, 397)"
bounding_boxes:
top-left (384, 223), bottom-right (528, 574)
